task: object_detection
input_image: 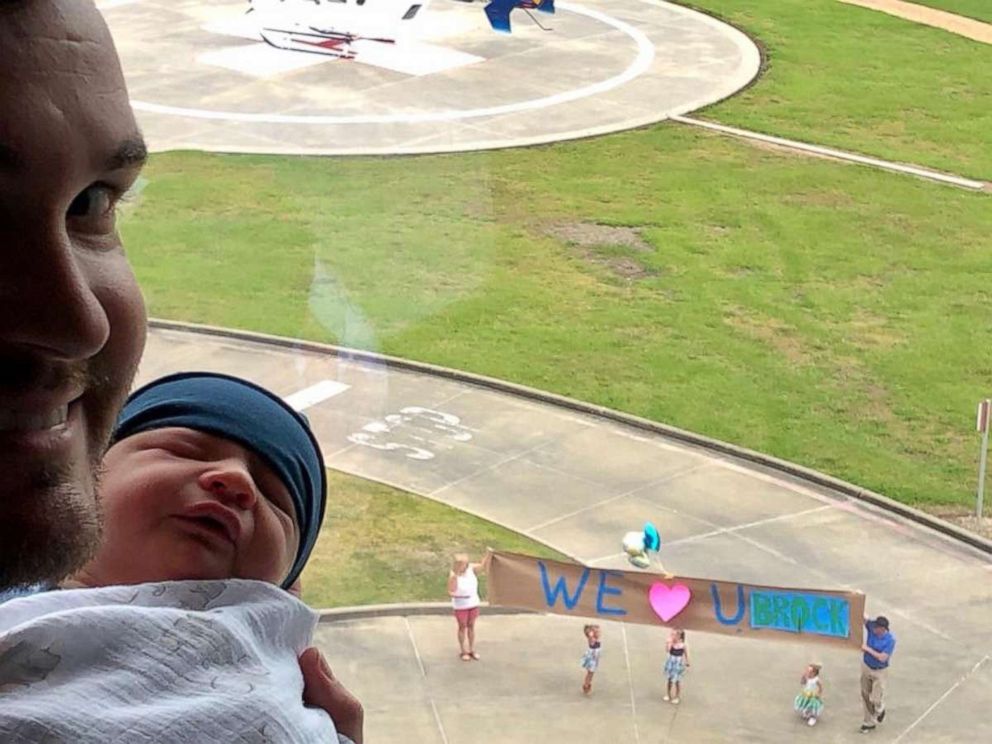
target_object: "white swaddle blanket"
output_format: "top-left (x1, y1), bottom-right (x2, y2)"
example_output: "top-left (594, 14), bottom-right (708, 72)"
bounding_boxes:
top-left (0, 579), bottom-right (344, 742)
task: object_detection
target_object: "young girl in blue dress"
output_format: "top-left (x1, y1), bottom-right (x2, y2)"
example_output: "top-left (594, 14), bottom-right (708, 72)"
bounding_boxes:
top-left (580, 624), bottom-right (602, 694)
top-left (663, 628), bottom-right (690, 703)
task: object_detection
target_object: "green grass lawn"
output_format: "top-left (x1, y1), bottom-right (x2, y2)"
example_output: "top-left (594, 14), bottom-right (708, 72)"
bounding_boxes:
top-left (300, 471), bottom-right (564, 608)
top-left (122, 129), bottom-right (992, 514)
top-left (681, 0), bottom-right (992, 177)
top-left (911, 0), bottom-right (992, 24)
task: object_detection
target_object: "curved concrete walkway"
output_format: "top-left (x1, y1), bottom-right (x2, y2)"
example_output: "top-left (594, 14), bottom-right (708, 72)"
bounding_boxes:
top-left (840, 0), bottom-right (992, 44)
top-left (139, 324), bottom-right (991, 743)
top-left (99, 0), bottom-right (759, 155)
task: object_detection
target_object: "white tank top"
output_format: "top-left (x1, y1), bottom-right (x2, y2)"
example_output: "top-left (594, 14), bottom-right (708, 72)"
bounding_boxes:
top-left (451, 566), bottom-right (480, 610)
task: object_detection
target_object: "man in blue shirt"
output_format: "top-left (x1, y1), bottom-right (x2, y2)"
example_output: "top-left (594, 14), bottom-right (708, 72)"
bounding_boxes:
top-left (860, 615), bottom-right (896, 733)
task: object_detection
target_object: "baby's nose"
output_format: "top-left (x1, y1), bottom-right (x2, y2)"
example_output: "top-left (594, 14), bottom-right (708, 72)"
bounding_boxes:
top-left (202, 466), bottom-right (257, 510)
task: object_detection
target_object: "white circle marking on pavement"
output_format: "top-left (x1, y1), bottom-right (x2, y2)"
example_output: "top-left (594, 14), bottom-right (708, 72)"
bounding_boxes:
top-left (130, 3), bottom-right (656, 125)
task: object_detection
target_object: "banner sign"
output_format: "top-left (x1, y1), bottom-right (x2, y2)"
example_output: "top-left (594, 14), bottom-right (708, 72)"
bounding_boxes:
top-left (487, 551), bottom-right (865, 649)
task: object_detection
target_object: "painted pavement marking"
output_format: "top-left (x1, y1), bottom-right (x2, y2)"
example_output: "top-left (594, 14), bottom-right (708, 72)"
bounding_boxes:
top-left (404, 617), bottom-right (450, 744)
top-left (283, 380), bottom-right (351, 411)
top-left (525, 463), bottom-right (712, 534)
top-left (620, 623), bottom-right (642, 744)
top-left (97, 0), bottom-right (144, 9)
top-left (662, 505), bottom-right (834, 549)
top-left (894, 655), bottom-right (990, 742)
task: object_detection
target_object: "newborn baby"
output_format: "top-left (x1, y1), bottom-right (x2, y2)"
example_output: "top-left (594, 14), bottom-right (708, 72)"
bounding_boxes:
top-left (0, 372), bottom-right (350, 743)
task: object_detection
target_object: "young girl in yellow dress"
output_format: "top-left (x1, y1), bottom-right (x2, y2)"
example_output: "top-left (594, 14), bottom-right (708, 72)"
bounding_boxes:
top-left (794, 663), bottom-right (825, 727)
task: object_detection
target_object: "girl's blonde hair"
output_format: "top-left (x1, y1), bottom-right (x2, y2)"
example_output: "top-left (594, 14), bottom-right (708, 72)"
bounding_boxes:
top-left (452, 553), bottom-right (470, 572)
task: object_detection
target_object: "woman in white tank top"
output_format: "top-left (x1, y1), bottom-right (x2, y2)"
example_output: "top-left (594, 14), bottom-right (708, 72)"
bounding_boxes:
top-left (447, 552), bottom-right (489, 661)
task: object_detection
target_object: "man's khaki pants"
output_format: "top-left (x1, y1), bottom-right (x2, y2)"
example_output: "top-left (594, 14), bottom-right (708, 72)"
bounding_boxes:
top-left (861, 663), bottom-right (888, 726)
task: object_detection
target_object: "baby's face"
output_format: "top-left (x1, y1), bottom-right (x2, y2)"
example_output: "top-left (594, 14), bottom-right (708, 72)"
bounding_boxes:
top-left (79, 427), bottom-right (300, 586)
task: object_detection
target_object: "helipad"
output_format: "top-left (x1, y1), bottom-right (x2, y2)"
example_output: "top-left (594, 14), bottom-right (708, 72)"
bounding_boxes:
top-left (100, 0), bottom-right (760, 155)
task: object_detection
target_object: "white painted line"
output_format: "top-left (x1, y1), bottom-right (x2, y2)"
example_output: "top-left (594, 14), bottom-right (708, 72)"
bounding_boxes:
top-left (557, 413), bottom-right (596, 427)
top-left (709, 458), bottom-right (834, 502)
top-left (854, 563), bottom-right (978, 591)
top-left (587, 553), bottom-right (626, 566)
top-left (131, 4), bottom-right (656, 125)
top-left (710, 457), bottom-right (989, 566)
top-left (584, 503), bottom-right (829, 564)
top-left (404, 617), bottom-right (450, 744)
top-left (199, 44), bottom-right (331, 77)
top-left (620, 624), bottom-right (642, 744)
top-left (525, 463), bottom-right (711, 533)
top-left (673, 115), bottom-right (987, 190)
top-left (348, 40), bottom-right (484, 77)
top-left (428, 440), bottom-right (549, 498)
top-left (894, 655), bottom-right (990, 742)
top-left (97, 0), bottom-right (143, 9)
top-left (731, 531), bottom-right (801, 566)
top-left (526, 492), bottom-right (635, 533)
top-left (586, 494), bottom-right (803, 567)
top-left (202, 17), bottom-right (270, 43)
top-left (662, 505), bottom-right (833, 548)
top-left (610, 429), bottom-right (652, 443)
top-left (323, 442), bottom-right (359, 460)
top-left (283, 380), bottom-right (351, 411)
top-left (883, 605), bottom-right (954, 643)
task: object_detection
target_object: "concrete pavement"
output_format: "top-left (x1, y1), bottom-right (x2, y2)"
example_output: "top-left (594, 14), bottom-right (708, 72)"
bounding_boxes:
top-left (137, 324), bottom-right (991, 743)
top-left (98, 0), bottom-right (759, 155)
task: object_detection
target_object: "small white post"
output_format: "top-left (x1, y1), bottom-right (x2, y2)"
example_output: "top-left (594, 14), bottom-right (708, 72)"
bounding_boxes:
top-left (977, 400), bottom-right (991, 520)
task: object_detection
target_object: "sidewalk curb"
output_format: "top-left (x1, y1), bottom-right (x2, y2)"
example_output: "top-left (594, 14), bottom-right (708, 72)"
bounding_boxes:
top-left (149, 318), bottom-right (992, 556)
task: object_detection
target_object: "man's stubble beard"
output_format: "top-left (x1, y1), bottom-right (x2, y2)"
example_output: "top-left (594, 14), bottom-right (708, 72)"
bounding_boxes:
top-left (0, 457), bottom-right (105, 590)
top-left (0, 364), bottom-right (130, 590)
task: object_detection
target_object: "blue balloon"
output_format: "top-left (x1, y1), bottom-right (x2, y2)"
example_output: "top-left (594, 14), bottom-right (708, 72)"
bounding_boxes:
top-left (643, 522), bottom-right (661, 552)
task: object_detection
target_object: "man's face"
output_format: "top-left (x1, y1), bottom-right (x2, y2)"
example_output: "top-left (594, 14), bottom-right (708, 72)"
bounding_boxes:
top-left (77, 428), bottom-right (300, 586)
top-left (0, 1), bottom-right (148, 588)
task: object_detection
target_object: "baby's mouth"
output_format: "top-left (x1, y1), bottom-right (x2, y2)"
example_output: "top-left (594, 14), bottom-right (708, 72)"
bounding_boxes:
top-left (176, 502), bottom-right (243, 548)
top-left (173, 515), bottom-right (237, 550)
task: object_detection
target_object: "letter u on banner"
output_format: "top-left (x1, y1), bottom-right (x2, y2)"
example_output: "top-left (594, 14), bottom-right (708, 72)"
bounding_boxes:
top-left (711, 583), bottom-right (746, 626)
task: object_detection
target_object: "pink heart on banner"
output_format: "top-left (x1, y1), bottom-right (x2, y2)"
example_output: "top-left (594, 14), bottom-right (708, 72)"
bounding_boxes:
top-left (648, 582), bottom-right (692, 622)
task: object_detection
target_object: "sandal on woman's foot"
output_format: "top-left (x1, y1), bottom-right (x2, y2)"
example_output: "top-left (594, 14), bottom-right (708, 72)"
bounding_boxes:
top-left (469, 651), bottom-right (480, 660)
top-left (460, 652), bottom-right (472, 661)
top-left (582, 683), bottom-right (591, 694)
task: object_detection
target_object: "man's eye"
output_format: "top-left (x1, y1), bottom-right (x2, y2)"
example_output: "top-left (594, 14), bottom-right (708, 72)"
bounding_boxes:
top-left (68, 184), bottom-right (115, 217)
top-left (67, 184), bottom-right (119, 232)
